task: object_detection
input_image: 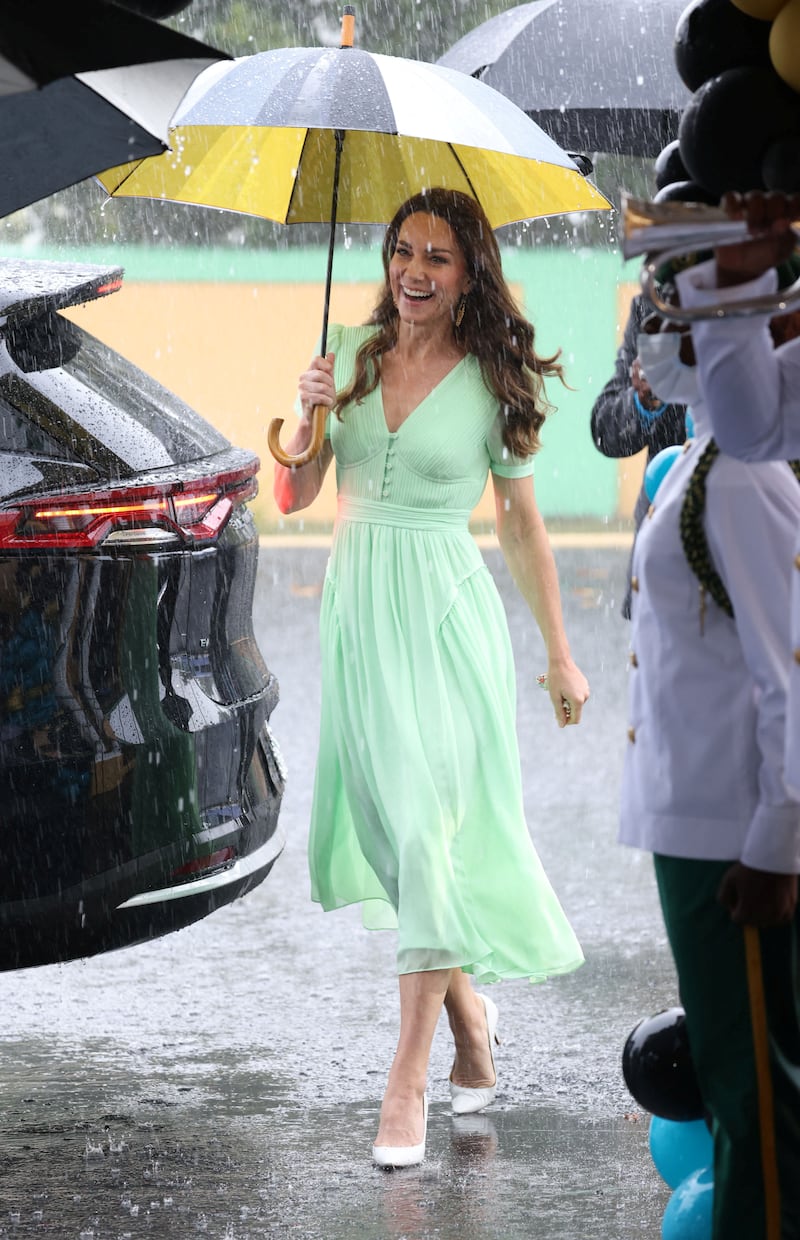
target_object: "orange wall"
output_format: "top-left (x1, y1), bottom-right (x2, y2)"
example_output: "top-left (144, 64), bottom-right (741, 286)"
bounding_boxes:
top-left (65, 280), bottom-right (500, 531)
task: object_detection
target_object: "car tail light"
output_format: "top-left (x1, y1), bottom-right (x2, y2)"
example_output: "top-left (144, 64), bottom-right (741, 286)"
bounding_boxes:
top-left (171, 847), bottom-right (236, 881)
top-left (0, 462), bottom-right (258, 549)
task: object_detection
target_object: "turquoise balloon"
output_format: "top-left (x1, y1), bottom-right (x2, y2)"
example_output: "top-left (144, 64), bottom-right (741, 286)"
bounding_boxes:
top-left (645, 445), bottom-right (684, 502)
top-left (650, 1116), bottom-right (713, 1189)
top-left (662, 1167), bottom-right (714, 1240)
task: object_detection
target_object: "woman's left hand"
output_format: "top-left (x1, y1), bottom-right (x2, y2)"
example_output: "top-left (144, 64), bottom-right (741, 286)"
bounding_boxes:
top-left (545, 659), bottom-right (590, 728)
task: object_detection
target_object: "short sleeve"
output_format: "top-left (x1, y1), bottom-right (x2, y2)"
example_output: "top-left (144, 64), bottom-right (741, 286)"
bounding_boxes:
top-left (487, 411), bottom-right (535, 478)
top-left (291, 324), bottom-right (343, 440)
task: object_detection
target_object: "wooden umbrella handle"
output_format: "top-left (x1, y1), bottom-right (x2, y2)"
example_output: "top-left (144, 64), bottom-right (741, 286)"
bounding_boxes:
top-left (267, 404), bottom-right (327, 467)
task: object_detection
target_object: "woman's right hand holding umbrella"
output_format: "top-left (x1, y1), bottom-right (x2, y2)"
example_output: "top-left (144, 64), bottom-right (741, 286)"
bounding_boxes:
top-left (298, 352), bottom-right (337, 422)
top-left (272, 353), bottom-right (335, 512)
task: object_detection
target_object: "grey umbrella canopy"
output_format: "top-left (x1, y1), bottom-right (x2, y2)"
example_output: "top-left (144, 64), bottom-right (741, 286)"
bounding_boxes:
top-left (0, 0), bottom-right (229, 216)
top-left (436, 0), bottom-right (693, 158)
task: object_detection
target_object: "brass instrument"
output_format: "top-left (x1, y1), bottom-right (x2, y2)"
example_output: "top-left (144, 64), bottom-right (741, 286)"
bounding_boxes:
top-left (620, 192), bottom-right (800, 323)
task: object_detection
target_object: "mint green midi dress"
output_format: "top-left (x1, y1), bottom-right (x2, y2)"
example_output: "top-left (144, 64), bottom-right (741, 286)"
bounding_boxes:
top-left (308, 324), bottom-right (584, 981)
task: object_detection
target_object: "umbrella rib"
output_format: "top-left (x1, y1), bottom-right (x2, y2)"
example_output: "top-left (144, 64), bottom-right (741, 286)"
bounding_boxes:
top-left (97, 153), bottom-right (158, 198)
top-left (446, 143), bottom-right (482, 205)
top-left (285, 127), bottom-right (313, 223)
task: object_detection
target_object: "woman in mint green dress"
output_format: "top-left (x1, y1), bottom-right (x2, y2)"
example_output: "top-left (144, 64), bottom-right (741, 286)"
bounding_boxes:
top-left (274, 189), bottom-right (588, 1168)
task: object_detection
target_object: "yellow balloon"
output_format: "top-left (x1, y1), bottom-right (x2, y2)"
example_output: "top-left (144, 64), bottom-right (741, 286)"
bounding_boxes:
top-left (730, 0), bottom-right (786, 17)
top-left (770, 0), bottom-right (800, 91)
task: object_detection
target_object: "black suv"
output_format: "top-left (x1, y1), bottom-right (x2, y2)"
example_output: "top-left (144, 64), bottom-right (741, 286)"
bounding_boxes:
top-left (0, 257), bottom-right (285, 970)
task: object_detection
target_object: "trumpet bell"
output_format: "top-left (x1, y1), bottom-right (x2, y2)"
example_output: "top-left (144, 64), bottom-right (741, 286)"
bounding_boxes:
top-left (620, 193), bottom-right (749, 261)
top-left (620, 192), bottom-right (800, 323)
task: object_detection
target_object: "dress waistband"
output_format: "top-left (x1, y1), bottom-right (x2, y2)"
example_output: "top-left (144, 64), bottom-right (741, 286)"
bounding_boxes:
top-left (337, 496), bottom-right (471, 532)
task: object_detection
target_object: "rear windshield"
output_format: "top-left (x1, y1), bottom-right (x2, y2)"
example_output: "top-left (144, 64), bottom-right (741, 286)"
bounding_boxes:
top-left (1, 312), bottom-right (229, 479)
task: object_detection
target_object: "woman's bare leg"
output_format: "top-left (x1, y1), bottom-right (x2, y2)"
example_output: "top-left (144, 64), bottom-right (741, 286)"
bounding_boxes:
top-left (375, 968), bottom-right (451, 1147)
top-left (443, 969), bottom-right (497, 1088)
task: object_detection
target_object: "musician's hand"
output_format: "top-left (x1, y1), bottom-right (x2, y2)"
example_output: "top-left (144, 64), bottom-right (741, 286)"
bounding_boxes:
top-left (717, 861), bottom-right (798, 928)
top-left (715, 190), bottom-right (800, 288)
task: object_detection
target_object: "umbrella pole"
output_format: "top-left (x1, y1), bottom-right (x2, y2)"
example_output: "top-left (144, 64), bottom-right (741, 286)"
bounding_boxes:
top-left (319, 128), bottom-right (345, 358)
top-left (268, 128), bottom-right (345, 468)
top-left (268, 10), bottom-right (354, 466)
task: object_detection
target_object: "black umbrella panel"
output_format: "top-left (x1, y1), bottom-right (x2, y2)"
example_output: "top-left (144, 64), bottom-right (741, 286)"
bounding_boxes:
top-left (436, 0), bottom-right (693, 158)
top-left (0, 0), bottom-right (229, 216)
top-left (0, 0), bottom-right (221, 93)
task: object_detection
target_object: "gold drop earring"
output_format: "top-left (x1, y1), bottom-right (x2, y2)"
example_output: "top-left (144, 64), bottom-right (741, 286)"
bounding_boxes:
top-left (455, 294), bottom-right (467, 328)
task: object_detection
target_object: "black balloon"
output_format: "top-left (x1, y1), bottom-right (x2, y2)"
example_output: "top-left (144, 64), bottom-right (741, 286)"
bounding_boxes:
top-left (653, 179), bottom-right (719, 204)
top-left (763, 135), bottom-right (800, 191)
top-left (622, 1007), bottom-right (705, 1122)
top-left (674, 0), bottom-right (771, 93)
top-left (679, 65), bottom-right (800, 198)
top-left (655, 140), bottom-right (689, 190)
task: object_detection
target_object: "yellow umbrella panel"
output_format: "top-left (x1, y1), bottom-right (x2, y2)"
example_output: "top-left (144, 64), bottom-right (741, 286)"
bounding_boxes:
top-left (100, 125), bottom-right (608, 226)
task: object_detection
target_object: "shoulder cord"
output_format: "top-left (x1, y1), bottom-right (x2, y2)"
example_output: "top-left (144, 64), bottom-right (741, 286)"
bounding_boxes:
top-left (678, 440), bottom-right (800, 631)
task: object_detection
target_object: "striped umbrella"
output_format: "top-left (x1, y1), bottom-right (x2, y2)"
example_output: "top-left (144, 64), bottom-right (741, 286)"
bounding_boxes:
top-left (98, 8), bottom-right (610, 465)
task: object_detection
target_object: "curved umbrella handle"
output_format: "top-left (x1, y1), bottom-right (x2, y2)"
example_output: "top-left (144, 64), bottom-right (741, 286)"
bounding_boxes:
top-left (267, 405), bottom-right (327, 468)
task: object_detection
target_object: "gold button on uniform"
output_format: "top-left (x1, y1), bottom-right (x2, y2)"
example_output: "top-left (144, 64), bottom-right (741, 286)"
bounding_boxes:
top-left (794, 648), bottom-right (800, 664)
top-left (795, 554), bottom-right (800, 571)
top-left (627, 727), bottom-right (636, 743)
top-left (631, 576), bottom-right (639, 592)
top-left (629, 652), bottom-right (638, 668)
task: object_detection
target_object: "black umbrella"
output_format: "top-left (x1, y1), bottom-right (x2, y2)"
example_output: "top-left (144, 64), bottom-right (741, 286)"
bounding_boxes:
top-left (0, 0), bottom-right (229, 216)
top-left (436, 0), bottom-right (693, 158)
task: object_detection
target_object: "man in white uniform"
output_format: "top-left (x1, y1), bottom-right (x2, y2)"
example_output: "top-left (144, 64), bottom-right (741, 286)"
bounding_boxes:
top-left (677, 192), bottom-right (800, 808)
top-left (618, 270), bottom-right (800, 1239)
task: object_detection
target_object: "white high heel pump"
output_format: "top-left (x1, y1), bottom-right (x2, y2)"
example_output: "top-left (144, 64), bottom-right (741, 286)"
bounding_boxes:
top-left (449, 993), bottom-right (500, 1115)
top-left (372, 1093), bottom-right (428, 1168)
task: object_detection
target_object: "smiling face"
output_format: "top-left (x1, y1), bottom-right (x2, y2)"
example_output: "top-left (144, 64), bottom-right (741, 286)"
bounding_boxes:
top-left (388, 212), bottom-right (471, 332)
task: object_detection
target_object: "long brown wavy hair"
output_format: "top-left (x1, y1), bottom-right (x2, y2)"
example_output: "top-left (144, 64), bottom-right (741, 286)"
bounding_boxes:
top-left (333, 188), bottom-right (566, 457)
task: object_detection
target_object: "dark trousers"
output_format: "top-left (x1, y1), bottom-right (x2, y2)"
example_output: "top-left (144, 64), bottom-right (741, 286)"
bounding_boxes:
top-left (654, 855), bottom-right (800, 1240)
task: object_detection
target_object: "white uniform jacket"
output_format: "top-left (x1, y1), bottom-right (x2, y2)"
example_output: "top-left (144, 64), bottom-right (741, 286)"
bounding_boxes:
top-left (618, 404), bottom-right (800, 873)
top-left (675, 262), bottom-right (800, 797)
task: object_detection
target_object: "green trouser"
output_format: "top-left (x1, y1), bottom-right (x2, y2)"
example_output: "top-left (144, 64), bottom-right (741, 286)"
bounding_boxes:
top-left (654, 856), bottom-right (800, 1240)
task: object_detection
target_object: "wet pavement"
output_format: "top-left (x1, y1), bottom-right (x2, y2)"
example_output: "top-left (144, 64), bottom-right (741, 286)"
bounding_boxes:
top-left (0, 542), bottom-right (678, 1238)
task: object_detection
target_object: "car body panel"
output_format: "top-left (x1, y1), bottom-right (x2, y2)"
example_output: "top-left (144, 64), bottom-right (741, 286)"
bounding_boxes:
top-left (0, 257), bottom-right (286, 970)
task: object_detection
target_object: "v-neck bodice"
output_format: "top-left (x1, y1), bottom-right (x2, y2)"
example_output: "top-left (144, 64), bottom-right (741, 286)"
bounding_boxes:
top-left (325, 323), bottom-right (530, 513)
top-left (379, 353), bottom-right (467, 435)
